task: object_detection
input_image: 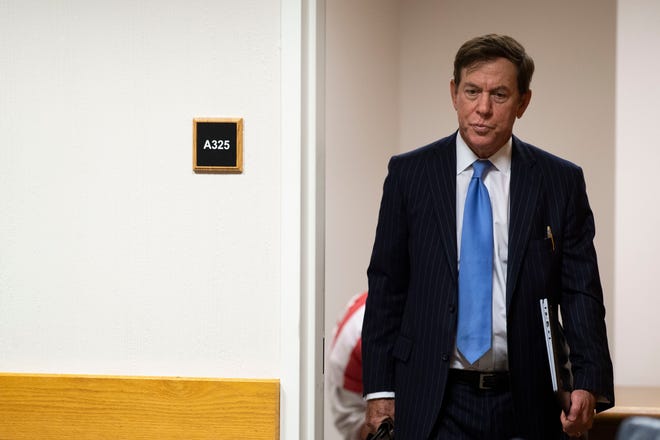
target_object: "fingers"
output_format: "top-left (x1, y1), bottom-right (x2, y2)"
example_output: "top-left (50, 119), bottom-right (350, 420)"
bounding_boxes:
top-left (561, 390), bottom-right (596, 437)
top-left (359, 423), bottom-right (371, 440)
top-left (365, 398), bottom-right (395, 433)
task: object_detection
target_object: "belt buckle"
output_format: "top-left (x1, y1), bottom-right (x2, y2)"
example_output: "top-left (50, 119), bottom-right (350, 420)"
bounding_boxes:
top-left (478, 373), bottom-right (496, 390)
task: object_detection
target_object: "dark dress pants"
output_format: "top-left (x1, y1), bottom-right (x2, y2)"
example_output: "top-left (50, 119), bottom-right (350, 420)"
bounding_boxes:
top-left (429, 379), bottom-right (519, 440)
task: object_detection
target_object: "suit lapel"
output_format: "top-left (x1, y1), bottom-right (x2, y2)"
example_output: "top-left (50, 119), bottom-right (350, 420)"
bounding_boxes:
top-left (425, 134), bottom-right (458, 281)
top-left (506, 137), bottom-right (541, 311)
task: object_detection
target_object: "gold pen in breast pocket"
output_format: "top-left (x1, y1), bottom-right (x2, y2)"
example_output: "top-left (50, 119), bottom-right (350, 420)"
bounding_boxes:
top-left (546, 225), bottom-right (555, 251)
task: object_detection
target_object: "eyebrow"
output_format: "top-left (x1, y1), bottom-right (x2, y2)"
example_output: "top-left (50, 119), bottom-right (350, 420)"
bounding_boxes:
top-left (463, 82), bottom-right (512, 93)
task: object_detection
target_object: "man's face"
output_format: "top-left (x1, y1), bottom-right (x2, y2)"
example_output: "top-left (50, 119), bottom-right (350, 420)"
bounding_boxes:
top-left (450, 57), bottom-right (531, 158)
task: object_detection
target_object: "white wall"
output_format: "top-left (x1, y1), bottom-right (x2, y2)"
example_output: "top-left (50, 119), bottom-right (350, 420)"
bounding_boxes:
top-left (324, 1), bottom-right (400, 438)
top-left (615, 0), bottom-right (660, 386)
top-left (325, 0), bottom-right (400, 323)
top-left (0, 0), bottom-right (282, 378)
top-left (1, 2), bottom-right (322, 437)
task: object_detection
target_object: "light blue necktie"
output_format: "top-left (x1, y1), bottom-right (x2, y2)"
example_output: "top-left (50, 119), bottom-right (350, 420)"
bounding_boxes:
top-left (457, 160), bottom-right (493, 364)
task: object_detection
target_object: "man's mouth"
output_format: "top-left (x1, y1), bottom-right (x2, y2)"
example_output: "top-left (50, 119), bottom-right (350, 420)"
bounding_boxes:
top-left (471, 124), bottom-right (493, 134)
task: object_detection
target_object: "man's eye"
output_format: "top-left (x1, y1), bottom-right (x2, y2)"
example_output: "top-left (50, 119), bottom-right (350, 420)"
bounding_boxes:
top-left (492, 92), bottom-right (508, 102)
top-left (465, 89), bottom-right (479, 98)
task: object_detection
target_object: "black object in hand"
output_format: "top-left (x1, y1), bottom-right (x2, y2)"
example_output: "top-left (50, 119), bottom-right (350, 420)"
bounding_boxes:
top-left (366, 418), bottom-right (394, 440)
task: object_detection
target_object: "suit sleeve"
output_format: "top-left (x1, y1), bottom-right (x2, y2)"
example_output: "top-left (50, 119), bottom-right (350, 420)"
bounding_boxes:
top-left (559, 167), bottom-right (614, 411)
top-left (362, 157), bottom-right (410, 396)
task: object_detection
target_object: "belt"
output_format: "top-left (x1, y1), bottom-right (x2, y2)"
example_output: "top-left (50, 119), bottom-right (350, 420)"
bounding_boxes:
top-left (448, 369), bottom-right (510, 391)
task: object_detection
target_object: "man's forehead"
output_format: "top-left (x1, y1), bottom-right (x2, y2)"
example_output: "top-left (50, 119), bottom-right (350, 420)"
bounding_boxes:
top-left (464, 59), bottom-right (493, 74)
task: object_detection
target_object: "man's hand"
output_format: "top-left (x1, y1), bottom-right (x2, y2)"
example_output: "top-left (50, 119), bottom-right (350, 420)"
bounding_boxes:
top-left (560, 389), bottom-right (596, 437)
top-left (358, 423), bottom-right (371, 440)
top-left (365, 398), bottom-right (395, 435)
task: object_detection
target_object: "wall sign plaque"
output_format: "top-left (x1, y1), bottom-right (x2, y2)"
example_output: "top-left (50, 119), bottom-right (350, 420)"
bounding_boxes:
top-left (193, 118), bottom-right (243, 173)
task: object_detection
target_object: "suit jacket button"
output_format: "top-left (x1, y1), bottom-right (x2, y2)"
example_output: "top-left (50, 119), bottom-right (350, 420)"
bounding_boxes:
top-left (442, 353), bottom-right (449, 361)
top-left (449, 305), bottom-right (456, 313)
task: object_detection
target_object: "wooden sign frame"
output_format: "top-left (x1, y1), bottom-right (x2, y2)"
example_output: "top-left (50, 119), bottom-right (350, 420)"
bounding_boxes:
top-left (193, 118), bottom-right (243, 173)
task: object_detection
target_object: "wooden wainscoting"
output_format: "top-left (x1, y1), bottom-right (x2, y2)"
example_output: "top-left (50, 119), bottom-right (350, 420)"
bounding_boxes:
top-left (0, 373), bottom-right (279, 440)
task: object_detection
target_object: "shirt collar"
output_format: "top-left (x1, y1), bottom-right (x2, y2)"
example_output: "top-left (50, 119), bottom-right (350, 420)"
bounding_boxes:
top-left (456, 132), bottom-right (512, 175)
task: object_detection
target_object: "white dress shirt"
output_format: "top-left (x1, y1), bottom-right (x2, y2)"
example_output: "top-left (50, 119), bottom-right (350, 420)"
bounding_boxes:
top-left (452, 133), bottom-right (511, 372)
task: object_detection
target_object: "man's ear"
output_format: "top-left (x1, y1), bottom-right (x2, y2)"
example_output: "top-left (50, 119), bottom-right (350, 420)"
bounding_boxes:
top-left (450, 79), bottom-right (458, 110)
top-left (517, 89), bottom-right (532, 118)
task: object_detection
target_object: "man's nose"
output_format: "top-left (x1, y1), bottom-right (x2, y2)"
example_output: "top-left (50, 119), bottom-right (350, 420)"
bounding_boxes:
top-left (476, 93), bottom-right (492, 116)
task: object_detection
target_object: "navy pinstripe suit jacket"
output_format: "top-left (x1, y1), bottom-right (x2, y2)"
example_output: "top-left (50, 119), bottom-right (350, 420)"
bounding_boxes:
top-left (362, 132), bottom-right (614, 439)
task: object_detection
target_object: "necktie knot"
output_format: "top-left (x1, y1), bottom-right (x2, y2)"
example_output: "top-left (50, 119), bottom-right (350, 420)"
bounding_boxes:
top-left (471, 160), bottom-right (492, 180)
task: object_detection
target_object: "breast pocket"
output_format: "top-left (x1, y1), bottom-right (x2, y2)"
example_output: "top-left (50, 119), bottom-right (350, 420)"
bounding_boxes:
top-left (524, 237), bottom-right (557, 290)
top-left (528, 237), bottom-right (554, 254)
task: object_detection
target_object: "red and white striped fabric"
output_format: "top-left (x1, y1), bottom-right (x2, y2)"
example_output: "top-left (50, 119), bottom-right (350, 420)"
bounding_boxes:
top-left (327, 292), bottom-right (368, 440)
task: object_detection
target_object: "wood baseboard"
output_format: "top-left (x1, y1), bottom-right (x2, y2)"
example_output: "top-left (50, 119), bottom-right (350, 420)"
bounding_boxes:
top-left (0, 373), bottom-right (279, 440)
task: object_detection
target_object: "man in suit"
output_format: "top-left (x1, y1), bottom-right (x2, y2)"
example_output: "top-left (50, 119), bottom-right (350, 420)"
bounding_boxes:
top-left (362, 34), bottom-right (614, 439)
